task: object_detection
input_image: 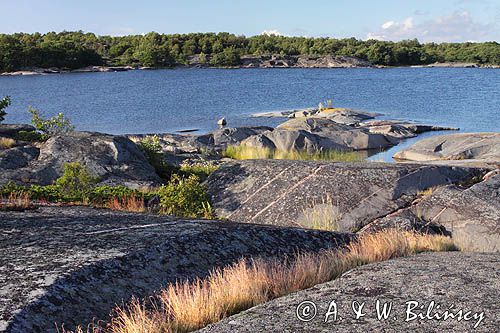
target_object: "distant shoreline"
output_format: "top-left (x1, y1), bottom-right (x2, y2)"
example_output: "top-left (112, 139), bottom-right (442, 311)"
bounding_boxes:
top-left (1, 61), bottom-right (499, 76)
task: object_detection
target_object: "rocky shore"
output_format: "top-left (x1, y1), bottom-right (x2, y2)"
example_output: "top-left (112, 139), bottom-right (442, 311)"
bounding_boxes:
top-left (2, 56), bottom-right (499, 76)
top-left (0, 105), bottom-right (498, 332)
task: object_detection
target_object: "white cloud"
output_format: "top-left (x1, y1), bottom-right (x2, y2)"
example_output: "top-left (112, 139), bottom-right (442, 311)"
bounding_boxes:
top-left (261, 29), bottom-right (283, 36)
top-left (366, 11), bottom-right (495, 42)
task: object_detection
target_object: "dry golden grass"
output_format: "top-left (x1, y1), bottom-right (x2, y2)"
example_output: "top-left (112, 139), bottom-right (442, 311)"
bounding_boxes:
top-left (98, 230), bottom-right (456, 333)
top-left (0, 137), bottom-right (15, 149)
top-left (299, 196), bottom-right (343, 231)
top-left (107, 196), bottom-right (146, 213)
top-left (0, 192), bottom-right (33, 211)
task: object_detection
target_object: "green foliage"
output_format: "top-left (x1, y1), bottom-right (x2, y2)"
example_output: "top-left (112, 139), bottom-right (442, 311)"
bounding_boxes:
top-left (1, 32), bottom-right (498, 72)
top-left (89, 185), bottom-right (155, 205)
top-left (209, 47), bottom-right (241, 67)
top-left (179, 162), bottom-right (218, 182)
top-left (0, 162), bottom-right (215, 218)
top-left (55, 162), bottom-right (98, 201)
top-left (138, 135), bottom-right (178, 180)
top-left (0, 181), bottom-right (24, 196)
top-left (14, 130), bottom-right (46, 142)
top-left (28, 184), bottom-right (63, 201)
top-left (28, 107), bottom-right (75, 138)
top-left (0, 96), bottom-right (11, 123)
top-left (157, 174), bottom-right (213, 218)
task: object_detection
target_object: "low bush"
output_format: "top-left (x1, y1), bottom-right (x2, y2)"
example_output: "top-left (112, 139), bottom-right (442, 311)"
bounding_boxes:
top-left (157, 174), bottom-right (214, 219)
top-left (223, 145), bottom-right (364, 162)
top-left (55, 162), bottom-right (99, 201)
top-left (28, 107), bottom-right (75, 138)
top-left (179, 162), bottom-right (218, 182)
top-left (0, 162), bottom-right (215, 218)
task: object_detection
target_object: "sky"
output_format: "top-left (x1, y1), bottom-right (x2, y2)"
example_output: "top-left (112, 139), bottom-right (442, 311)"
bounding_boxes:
top-left (1, 0), bottom-right (499, 42)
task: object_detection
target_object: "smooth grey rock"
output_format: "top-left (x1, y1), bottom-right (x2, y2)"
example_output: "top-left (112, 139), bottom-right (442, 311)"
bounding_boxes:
top-left (242, 118), bottom-right (394, 152)
top-left (394, 133), bottom-right (500, 168)
top-left (0, 206), bottom-right (353, 333)
top-left (0, 124), bottom-right (36, 138)
top-left (0, 146), bottom-right (39, 170)
top-left (200, 252), bottom-right (499, 333)
top-left (0, 131), bottom-right (161, 188)
top-left (206, 160), bottom-right (485, 232)
top-left (360, 171), bottom-right (499, 252)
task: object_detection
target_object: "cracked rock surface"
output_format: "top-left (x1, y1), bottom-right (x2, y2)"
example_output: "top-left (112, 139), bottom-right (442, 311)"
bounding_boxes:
top-left (200, 252), bottom-right (500, 333)
top-left (207, 160), bottom-right (485, 232)
top-left (0, 206), bottom-right (352, 333)
top-left (363, 171), bottom-right (500, 252)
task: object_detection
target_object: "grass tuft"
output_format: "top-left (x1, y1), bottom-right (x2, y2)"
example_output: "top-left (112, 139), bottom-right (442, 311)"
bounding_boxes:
top-left (0, 137), bottom-right (15, 149)
top-left (0, 192), bottom-right (33, 211)
top-left (223, 145), bottom-right (363, 162)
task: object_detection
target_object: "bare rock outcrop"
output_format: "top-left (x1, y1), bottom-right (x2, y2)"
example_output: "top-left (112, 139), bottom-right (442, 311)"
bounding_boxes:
top-left (394, 133), bottom-right (500, 168)
top-left (200, 252), bottom-right (500, 332)
top-left (0, 131), bottom-right (161, 188)
top-left (362, 171), bottom-right (500, 252)
top-left (0, 206), bottom-right (352, 332)
top-left (206, 160), bottom-right (485, 232)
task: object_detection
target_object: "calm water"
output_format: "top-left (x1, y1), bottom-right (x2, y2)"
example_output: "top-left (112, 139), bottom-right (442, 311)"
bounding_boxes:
top-left (1, 68), bottom-right (499, 159)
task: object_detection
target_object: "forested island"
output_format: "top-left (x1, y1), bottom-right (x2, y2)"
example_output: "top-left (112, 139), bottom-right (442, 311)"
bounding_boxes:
top-left (0, 31), bottom-right (499, 72)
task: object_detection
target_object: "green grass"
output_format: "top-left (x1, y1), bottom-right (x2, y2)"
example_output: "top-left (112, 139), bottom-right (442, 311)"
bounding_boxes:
top-left (223, 145), bottom-right (364, 162)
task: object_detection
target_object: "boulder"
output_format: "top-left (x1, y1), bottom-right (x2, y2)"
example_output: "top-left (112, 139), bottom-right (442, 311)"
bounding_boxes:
top-left (201, 252), bottom-right (499, 333)
top-left (361, 120), bottom-right (459, 141)
top-left (192, 126), bottom-right (274, 151)
top-left (314, 108), bottom-right (378, 125)
top-left (393, 133), bottom-right (500, 168)
top-left (242, 118), bottom-right (394, 152)
top-left (0, 206), bottom-right (353, 332)
top-left (0, 124), bottom-right (36, 138)
top-left (0, 146), bottom-right (39, 170)
top-left (206, 160), bottom-right (485, 232)
top-left (0, 131), bottom-right (162, 188)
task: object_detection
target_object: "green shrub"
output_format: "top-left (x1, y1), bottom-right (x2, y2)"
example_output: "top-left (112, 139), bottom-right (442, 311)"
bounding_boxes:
top-left (55, 162), bottom-right (98, 201)
top-left (0, 181), bottom-right (25, 196)
top-left (179, 162), bottom-right (218, 182)
top-left (0, 96), bottom-right (11, 123)
top-left (138, 135), bottom-right (178, 180)
top-left (28, 184), bottom-right (63, 201)
top-left (89, 185), bottom-right (154, 205)
top-left (157, 174), bottom-right (213, 218)
top-left (14, 130), bottom-right (46, 142)
top-left (28, 107), bottom-right (75, 137)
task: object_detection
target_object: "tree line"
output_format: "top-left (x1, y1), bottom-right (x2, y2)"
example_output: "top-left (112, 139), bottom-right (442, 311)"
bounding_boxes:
top-left (0, 31), bottom-right (498, 71)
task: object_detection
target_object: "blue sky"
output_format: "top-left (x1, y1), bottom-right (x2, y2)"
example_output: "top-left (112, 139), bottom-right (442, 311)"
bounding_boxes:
top-left (2, 0), bottom-right (499, 42)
